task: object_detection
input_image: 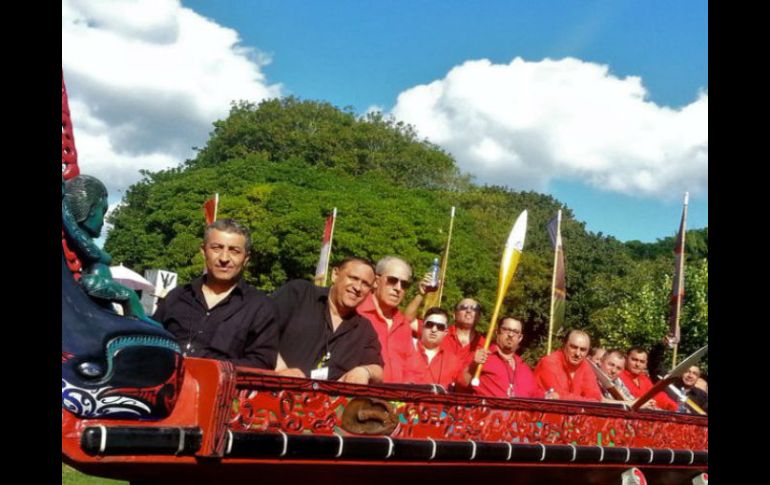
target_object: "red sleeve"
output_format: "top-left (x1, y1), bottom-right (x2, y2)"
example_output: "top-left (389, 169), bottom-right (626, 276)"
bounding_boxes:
top-left (516, 362), bottom-right (545, 398)
top-left (577, 364), bottom-right (603, 401)
top-left (534, 356), bottom-right (579, 400)
top-left (653, 388), bottom-right (679, 411)
top-left (402, 352), bottom-right (427, 384)
top-left (534, 355), bottom-right (599, 402)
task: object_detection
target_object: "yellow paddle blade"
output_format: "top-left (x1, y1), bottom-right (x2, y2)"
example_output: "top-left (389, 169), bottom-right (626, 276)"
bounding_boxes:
top-left (497, 210), bottom-right (528, 292)
top-left (472, 210), bottom-right (528, 386)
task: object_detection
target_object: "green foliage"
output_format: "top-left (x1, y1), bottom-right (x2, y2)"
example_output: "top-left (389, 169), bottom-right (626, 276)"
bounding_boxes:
top-left (105, 96), bottom-right (708, 364)
top-left (62, 464), bottom-right (126, 485)
top-left (190, 97), bottom-right (468, 190)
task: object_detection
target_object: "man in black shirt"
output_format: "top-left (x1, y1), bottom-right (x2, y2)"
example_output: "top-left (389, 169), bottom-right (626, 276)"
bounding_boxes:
top-left (666, 364), bottom-right (708, 414)
top-left (272, 257), bottom-right (384, 384)
top-left (153, 219), bottom-right (278, 369)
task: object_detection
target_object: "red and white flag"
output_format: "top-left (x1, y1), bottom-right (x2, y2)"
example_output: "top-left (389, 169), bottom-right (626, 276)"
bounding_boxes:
top-left (203, 193), bottom-right (219, 225)
top-left (314, 208), bottom-right (337, 286)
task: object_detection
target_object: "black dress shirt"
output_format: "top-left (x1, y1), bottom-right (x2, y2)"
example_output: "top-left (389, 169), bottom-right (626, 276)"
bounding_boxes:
top-left (271, 279), bottom-right (383, 380)
top-left (153, 276), bottom-right (278, 369)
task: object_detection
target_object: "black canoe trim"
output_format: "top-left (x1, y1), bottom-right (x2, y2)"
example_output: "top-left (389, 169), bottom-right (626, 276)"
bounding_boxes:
top-left (80, 426), bottom-right (707, 467)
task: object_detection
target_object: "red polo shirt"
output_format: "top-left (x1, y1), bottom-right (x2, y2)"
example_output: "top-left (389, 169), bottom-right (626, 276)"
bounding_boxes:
top-left (473, 345), bottom-right (544, 399)
top-left (618, 369), bottom-right (678, 411)
top-left (357, 294), bottom-right (415, 383)
top-left (404, 341), bottom-right (465, 389)
top-left (441, 325), bottom-right (486, 365)
top-left (533, 349), bottom-right (603, 402)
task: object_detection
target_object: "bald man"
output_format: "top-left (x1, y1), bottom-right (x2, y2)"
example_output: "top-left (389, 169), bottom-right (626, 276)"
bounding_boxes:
top-left (533, 329), bottom-right (603, 402)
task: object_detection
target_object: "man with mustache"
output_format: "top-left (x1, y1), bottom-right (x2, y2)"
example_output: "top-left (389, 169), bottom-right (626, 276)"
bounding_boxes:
top-left (467, 317), bottom-right (547, 398)
top-left (534, 329), bottom-right (603, 401)
top-left (272, 257), bottom-right (384, 384)
top-left (154, 219), bottom-right (278, 369)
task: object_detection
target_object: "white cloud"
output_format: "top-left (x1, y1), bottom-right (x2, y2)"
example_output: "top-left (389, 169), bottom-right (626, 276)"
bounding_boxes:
top-left (391, 57), bottom-right (707, 200)
top-left (62, 0), bottom-right (282, 196)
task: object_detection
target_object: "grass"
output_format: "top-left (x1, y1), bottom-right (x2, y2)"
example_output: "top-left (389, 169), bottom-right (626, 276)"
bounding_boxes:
top-left (62, 463), bottom-right (128, 485)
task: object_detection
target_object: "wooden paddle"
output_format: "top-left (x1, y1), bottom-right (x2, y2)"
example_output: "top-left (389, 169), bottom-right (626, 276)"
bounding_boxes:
top-left (588, 359), bottom-right (628, 401)
top-left (471, 210), bottom-right (528, 387)
top-left (631, 344), bottom-right (708, 411)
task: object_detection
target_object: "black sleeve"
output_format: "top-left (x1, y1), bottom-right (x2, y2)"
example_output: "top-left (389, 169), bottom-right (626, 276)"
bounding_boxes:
top-left (152, 290), bottom-right (172, 328)
top-left (270, 280), bottom-right (307, 336)
top-left (359, 322), bottom-right (385, 367)
top-left (231, 296), bottom-right (279, 370)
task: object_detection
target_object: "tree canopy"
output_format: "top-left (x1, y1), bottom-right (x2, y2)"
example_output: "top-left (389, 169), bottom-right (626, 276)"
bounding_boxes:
top-left (106, 97), bottom-right (708, 370)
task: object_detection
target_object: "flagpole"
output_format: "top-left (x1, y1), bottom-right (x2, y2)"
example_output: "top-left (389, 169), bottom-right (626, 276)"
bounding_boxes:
top-left (547, 210), bottom-right (562, 355)
top-left (321, 207), bottom-right (337, 287)
top-left (213, 193), bottom-right (219, 222)
top-left (671, 193), bottom-right (688, 369)
top-left (419, 206), bottom-right (456, 317)
top-left (436, 206), bottom-right (456, 305)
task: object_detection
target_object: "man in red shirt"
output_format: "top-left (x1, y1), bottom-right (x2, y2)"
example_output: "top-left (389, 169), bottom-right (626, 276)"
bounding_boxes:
top-left (404, 307), bottom-right (465, 389)
top-left (357, 256), bottom-right (417, 383)
top-left (618, 347), bottom-right (678, 411)
top-left (442, 298), bottom-right (486, 364)
top-left (468, 317), bottom-right (545, 399)
top-left (534, 329), bottom-right (603, 401)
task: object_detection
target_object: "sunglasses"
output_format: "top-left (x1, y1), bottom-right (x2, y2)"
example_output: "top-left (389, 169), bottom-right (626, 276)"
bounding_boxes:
top-left (456, 304), bottom-right (481, 312)
top-left (424, 320), bottom-right (448, 332)
top-left (383, 275), bottom-right (411, 290)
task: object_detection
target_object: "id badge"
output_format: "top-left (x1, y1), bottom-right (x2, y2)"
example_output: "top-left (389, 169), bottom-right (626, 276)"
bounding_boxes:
top-left (310, 366), bottom-right (329, 380)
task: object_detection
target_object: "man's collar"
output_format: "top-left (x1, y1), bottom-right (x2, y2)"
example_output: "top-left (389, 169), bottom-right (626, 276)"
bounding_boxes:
top-left (192, 275), bottom-right (246, 299)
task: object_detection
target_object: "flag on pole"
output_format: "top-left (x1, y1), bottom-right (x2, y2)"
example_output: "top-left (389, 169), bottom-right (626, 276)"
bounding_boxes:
top-left (546, 210), bottom-right (566, 354)
top-left (203, 193), bottom-right (219, 225)
top-left (314, 208), bottom-right (337, 287)
top-left (422, 206), bottom-right (456, 315)
top-left (666, 193), bottom-right (688, 348)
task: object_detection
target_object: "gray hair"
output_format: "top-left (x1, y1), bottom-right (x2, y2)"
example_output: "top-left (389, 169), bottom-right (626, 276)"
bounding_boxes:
top-left (204, 218), bottom-right (252, 253)
top-left (375, 256), bottom-right (412, 279)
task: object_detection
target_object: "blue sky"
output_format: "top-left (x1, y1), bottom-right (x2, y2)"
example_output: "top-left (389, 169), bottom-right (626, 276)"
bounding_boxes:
top-left (63, 0), bottom-right (707, 242)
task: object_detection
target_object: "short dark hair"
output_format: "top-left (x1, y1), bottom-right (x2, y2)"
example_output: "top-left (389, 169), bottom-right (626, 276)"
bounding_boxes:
top-left (204, 219), bottom-right (252, 253)
top-left (335, 257), bottom-right (375, 273)
top-left (602, 349), bottom-right (626, 362)
top-left (627, 346), bottom-right (648, 357)
top-left (425, 307), bottom-right (449, 321)
top-left (498, 315), bottom-right (522, 325)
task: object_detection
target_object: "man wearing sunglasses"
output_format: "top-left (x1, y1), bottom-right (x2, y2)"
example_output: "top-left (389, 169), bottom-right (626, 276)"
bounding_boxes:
top-left (442, 298), bottom-right (486, 367)
top-left (356, 256), bottom-right (417, 383)
top-left (403, 307), bottom-right (466, 389)
top-left (466, 317), bottom-right (545, 398)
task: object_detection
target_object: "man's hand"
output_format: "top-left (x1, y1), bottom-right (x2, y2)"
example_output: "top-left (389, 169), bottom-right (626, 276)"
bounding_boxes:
top-left (473, 348), bottom-right (490, 365)
top-left (277, 368), bottom-right (306, 378)
top-left (418, 272), bottom-right (438, 296)
top-left (338, 366), bottom-right (371, 384)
